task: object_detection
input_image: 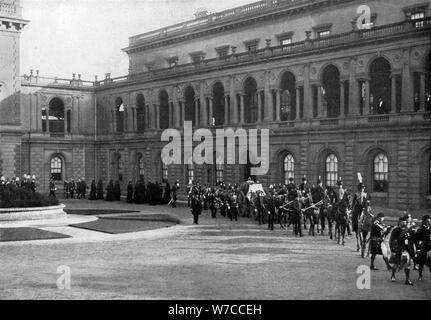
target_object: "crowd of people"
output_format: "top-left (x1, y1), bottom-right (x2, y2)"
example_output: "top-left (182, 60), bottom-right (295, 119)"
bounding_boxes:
top-left (0, 175), bottom-right (37, 192)
top-left (2, 173), bottom-right (429, 285)
top-left (185, 176), bottom-right (431, 285)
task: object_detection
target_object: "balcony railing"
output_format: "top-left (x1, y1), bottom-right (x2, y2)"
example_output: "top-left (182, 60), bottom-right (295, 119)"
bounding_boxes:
top-left (21, 75), bottom-right (96, 88)
top-left (0, 2), bottom-right (16, 15)
top-left (129, 0), bottom-right (312, 45)
top-left (99, 17), bottom-right (431, 87)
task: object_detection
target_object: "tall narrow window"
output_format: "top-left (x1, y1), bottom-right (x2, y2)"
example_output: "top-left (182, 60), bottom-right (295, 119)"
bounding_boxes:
top-left (325, 154), bottom-right (338, 187)
top-left (186, 158), bottom-right (194, 184)
top-left (42, 107), bottom-right (47, 132)
top-left (50, 156), bottom-right (63, 181)
top-left (283, 154), bottom-right (294, 184)
top-left (373, 153), bottom-right (388, 192)
top-left (162, 161), bottom-right (168, 182)
top-left (411, 12), bottom-right (425, 28)
top-left (136, 94), bottom-right (145, 132)
top-left (66, 110), bottom-right (71, 133)
top-left (216, 155), bottom-right (224, 184)
top-left (115, 97), bottom-right (125, 133)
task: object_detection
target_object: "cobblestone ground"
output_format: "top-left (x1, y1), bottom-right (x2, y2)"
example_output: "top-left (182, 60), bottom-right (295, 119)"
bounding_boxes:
top-left (0, 199), bottom-right (430, 300)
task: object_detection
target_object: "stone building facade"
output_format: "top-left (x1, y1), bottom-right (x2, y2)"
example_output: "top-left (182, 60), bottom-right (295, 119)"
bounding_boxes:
top-left (1, 0), bottom-right (431, 210)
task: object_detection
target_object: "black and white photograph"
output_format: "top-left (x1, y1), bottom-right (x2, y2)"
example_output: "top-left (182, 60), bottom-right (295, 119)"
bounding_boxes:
top-left (0, 0), bottom-right (430, 306)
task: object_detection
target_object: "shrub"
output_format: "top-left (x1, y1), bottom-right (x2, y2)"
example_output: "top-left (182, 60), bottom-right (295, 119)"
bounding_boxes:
top-left (0, 186), bottom-right (59, 208)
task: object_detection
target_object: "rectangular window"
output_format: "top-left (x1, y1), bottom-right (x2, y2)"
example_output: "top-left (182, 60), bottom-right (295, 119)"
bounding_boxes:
top-left (280, 38), bottom-right (292, 46)
top-left (216, 46), bottom-right (230, 59)
top-left (244, 39), bottom-right (260, 55)
top-left (318, 30), bottom-right (331, 38)
top-left (411, 12), bottom-right (425, 28)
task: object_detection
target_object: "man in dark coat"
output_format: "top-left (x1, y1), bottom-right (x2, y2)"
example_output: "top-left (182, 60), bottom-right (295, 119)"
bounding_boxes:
top-left (89, 180), bottom-right (97, 200)
top-left (389, 217), bottom-right (415, 285)
top-left (114, 180), bottom-right (121, 201)
top-left (170, 181), bottom-right (179, 208)
top-left (163, 180), bottom-right (171, 204)
top-left (105, 180), bottom-right (115, 201)
top-left (190, 187), bottom-right (203, 224)
top-left (69, 179), bottom-right (76, 199)
top-left (415, 215), bottom-right (431, 281)
top-left (96, 180), bottom-right (104, 200)
top-left (126, 181), bottom-right (134, 203)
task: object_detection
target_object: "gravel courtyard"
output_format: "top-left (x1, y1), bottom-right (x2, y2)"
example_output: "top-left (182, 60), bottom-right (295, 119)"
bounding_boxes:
top-left (0, 200), bottom-right (430, 300)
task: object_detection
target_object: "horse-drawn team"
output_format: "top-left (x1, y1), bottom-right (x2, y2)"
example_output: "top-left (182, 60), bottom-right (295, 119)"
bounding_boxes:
top-left (188, 174), bottom-right (431, 285)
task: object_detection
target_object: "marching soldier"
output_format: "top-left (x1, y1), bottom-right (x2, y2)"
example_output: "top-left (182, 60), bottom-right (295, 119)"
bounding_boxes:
top-left (264, 186), bottom-right (276, 231)
top-left (312, 177), bottom-right (326, 235)
top-left (415, 215), bottom-right (431, 281)
top-left (49, 179), bottom-right (57, 198)
top-left (286, 177), bottom-right (297, 201)
top-left (369, 213), bottom-right (392, 270)
top-left (190, 186), bottom-right (203, 224)
top-left (170, 180), bottom-right (179, 208)
top-left (389, 216), bottom-right (416, 285)
top-left (229, 187), bottom-right (239, 222)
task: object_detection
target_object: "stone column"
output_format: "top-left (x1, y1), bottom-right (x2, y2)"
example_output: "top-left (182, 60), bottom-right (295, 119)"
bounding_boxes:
top-left (363, 80), bottom-right (370, 115)
top-left (257, 90), bottom-right (262, 122)
top-left (419, 72), bottom-right (426, 111)
top-left (224, 95), bottom-right (229, 125)
top-left (208, 97), bottom-right (213, 126)
top-left (264, 73), bottom-right (272, 122)
top-left (240, 94), bottom-right (245, 124)
top-left (199, 82), bottom-right (207, 126)
top-left (181, 101), bottom-right (185, 127)
top-left (296, 86), bottom-right (301, 120)
top-left (276, 90), bottom-right (281, 121)
top-left (317, 85), bottom-right (323, 118)
top-left (194, 99), bottom-right (199, 126)
top-left (391, 75), bottom-right (397, 113)
top-left (168, 102), bottom-right (173, 127)
top-left (401, 48), bottom-right (413, 112)
top-left (349, 58), bottom-right (359, 116)
top-left (155, 104), bottom-right (160, 129)
top-left (340, 81), bottom-right (345, 117)
top-left (303, 64), bottom-right (312, 119)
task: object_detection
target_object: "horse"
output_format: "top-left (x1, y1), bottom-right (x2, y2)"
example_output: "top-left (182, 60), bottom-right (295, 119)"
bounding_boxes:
top-left (300, 194), bottom-right (320, 236)
top-left (335, 191), bottom-right (351, 245)
top-left (324, 187), bottom-right (337, 240)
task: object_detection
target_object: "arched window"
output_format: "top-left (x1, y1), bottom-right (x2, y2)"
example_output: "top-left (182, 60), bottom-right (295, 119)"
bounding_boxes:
top-left (115, 97), bottom-right (125, 132)
top-left (159, 90), bottom-right (170, 130)
top-left (325, 154), bottom-right (338, 187)
top-left (212, 82), bottom-right (225, 126)
top-left (373, 153), bottom-right (388, 192)
top-left (281, 90), bottom-right (291, 121)
top-left (49, 97), bottom-right (65, 134)
top-left (215, 155), bottom-right (224, 184)
top-left (50, 156), bottom-right (63, 181)
top-left (283, 154), bottom-right (294, 184)
top-left (369, 58), bottom-right (391, 114)
top-left (136, 94), bottom-right (145, 132)
top-left (244, 77), bottom-right (258, 124)
top-left (280, 71), bottom-right (296, 121)
top-left (321, 65), bottom-right (341, 118)
top-left (136, 153), bottom-right (145, 180)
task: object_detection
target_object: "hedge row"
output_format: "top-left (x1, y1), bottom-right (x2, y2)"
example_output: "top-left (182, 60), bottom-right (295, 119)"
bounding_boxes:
top-left (0, 186), bottom-right (59, 208)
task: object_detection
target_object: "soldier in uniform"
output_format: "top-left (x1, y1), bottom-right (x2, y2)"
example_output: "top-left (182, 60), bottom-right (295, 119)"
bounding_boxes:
top-left (170, 180), bottom-right (179, 208)
top-left (286, 177), bottom-right (297, 201)
top-left (49, 179), bottom-right (57, 198)
top-left (312, 177), bottom-right (325, 235)
top-left (369, 213), bottom-right (392, 270)
top-left (229, 187), bottom-right (239, 222)
top-left (389, 216), bottom-right (416, 285)
top-left (299, 177), bottom-right (310, 230)
top-left (351, 182), bottom-right (370, 252)
top-left (264, 186), bottom-right (276, 230)
top-left (415, 215), bottom-right (431, 281)
top-left (69, 179), bottom-right (76, 199)
top-left (190, 186), bottom-right (203, 224)
top-left (30, 175), bottom-right (36, 193)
